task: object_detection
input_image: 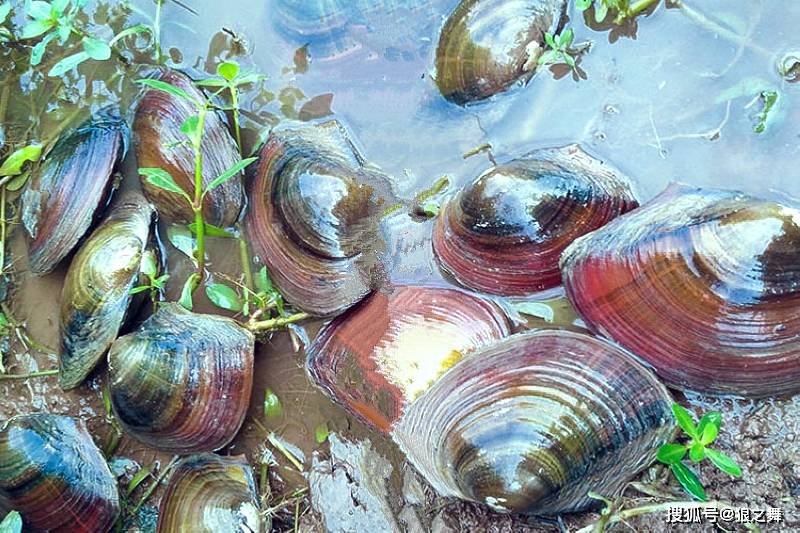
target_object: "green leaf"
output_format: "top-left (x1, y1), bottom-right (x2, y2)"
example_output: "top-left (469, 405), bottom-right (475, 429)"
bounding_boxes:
top-left (0, 144), bottom-right (42, 177)
top-left (137, 78), bottom-right (198, 105)
top-left (138, 168), bottom-right (192, 204)
top-left (689, 442), bottom-right (705, 462)
top-left (48, 51), bottom-right (90, 77)
top-left (126, 464), bottom-right (153, 496)
top-left (544, 31), bottom-right (557, 49)
top-left (129, 285), bottom-right (151, 295)
top-left (166, 226), bottom-right (196, 263)
top-left (697, 411), bottom-right (722, 445)
top-left (195, 78), bottom-right (227, 88)
top-left (705, 448), bottom-right (742, 477)
top-left (82, 36), bottom-right (111, 60)
top-left (559, 28), bottom-right (574, 48)
top-left (180, 115), bottom-right (201, 145)
top-left (263, 388), bottom-right (283, 420)
top-left (30, 33), bottom-right (56, 66)
top-left (21, 18), bottom-right (55, 39)
top-left (153, 274), bottom-right (170, 289)
top-left (217, 61), bottom-right (240, 81)
top-left (576, 0), bottom-right (592, 10)
top-left (179, 274), bottom-right (197, 310)
top-left (538, 50), bottom-right (562, 66)
top-left (657, 443), bottom-right (687, 465)
top-left (204, 157), bottom-right (256, 195)
top-left (594, 1), bottom-right (609, 23)
top-left (514, 302), bottom-right (555, 323)
top-left (0, 4), bottom-right (12, 25)
top-left (206, 283), bottom-right (242, 312)
top-left (670, 463), bottom-right (707, 501)
top-left (671, 403), bottom-right (698, 439)
top-left (255, 267), bottom-right (273, 293)
top-left (108, 24), bottom-right (151, 47)
top-left (0, 510), bottom-right (22, 533)
top-left (55, 22), bottom-right (71, 44)
top-left (315, 423), bottom-right (330, 444)
top-left (187, 222), bottom-right (234, 238)
top-left (139, 250), bottom-right (158, 279)
top-left (563, 53), bottom-right (577, 69)
top-left (51, 0), bottom-right (70, 15)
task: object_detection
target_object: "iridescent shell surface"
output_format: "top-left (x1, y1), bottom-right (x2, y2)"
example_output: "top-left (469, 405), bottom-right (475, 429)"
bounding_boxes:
top-left (244, 120), bottom-right (394, 317)
top-left (108, 303), bottom-right (255, 453)
top-left (433, 145), bottom-right (638, 296)
top-left (435, 0), bottom-right (566, 104)
top-left (22, 112), bottom-right (127, 275)
top-left (561, 183), bottom-right (800, 397)
top-left (0, 414), bottom-right (120, 532)
top-left (306, 285), bottom-right (511, 434)
top-left (157, 454), bottom-right (263, 533)
top-left (58, 192), bottom-right (154, 390)
top-left (392, 330), bottom-right (674, 515)
top-left (134, 68), bottom-right (243, 227)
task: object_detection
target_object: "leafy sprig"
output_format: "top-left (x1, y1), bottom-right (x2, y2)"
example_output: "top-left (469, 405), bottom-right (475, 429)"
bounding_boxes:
top-left (576, 0), bottom-right (660, 24)
top-left (538, 29), bottom-right (579, 71)
top-left (129, 250), bottom-right (169, 304)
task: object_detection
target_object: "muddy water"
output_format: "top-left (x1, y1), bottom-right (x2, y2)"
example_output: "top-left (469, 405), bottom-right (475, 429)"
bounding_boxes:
top-left (1, 0), bottom-right (800, 531)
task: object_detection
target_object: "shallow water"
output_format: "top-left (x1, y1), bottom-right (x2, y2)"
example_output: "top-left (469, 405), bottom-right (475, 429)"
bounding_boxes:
top-left (1, 0), bottom-right (799, 531)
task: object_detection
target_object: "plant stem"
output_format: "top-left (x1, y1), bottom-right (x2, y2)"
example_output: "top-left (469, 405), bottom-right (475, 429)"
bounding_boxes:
top-left (0, 185), bottom-right (7, 275)
top-left (230, 85), bottom-right (243, 155)
top-left (130, 455), bottom-right (179, 516)
top-left (627, 0), bottom-right (660, 18)
top-left (239, 236), bottom-right (254, 292)
top-left (191, 107), bottom-right (208, 285)
top-left (0, 369), bottom-right (58, 381)
top-left (153, 0), bottom-right (163, 64)
top-left (247, 312), bottom-right (309, 332)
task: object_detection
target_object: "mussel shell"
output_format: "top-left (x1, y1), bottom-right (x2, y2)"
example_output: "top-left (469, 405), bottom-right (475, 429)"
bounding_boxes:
top-left (244, 120), bottom-right (394, 316)
top-left (157, 454), bottom-right (263, 533)
top-left (435, 0), bottom-right (566, 105)
top-left (306, 285), bottom-right (511, 434)
top-left (392, 330), bottom-right (674, 515)
top-left (561, 183), bottom-right (800, 397)
top-left (433, 145), bottom-right (638, 296)
top-left (108, 303), bottom-right (255, 453)
top-left (58, 192), bottom-right (155, 390)
top-left (22, 111), bottom-right (127, 275)
top-left (134, 68), bottom-right (243, 227)
top-left (0, 414), bottom-right (120, 532)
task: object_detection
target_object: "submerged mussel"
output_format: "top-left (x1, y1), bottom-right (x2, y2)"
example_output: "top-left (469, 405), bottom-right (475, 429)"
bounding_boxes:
top-left (134, 68), bottom-right (243, 227)
top-left (433, 145), bottom-right (638, 296)
top-left (435, 0), bottom-right (567, 104)
top-left (306, 285), bottom-right (511, 433)
top-left (22, 111), bottom-right (128, 275)
top-left (393, 330), bottom-right (674, 515)
top-left (107, 303), bottom-right (254, 453)
top-left (0, 414), bottom-right (120, 532)
top-left (561, 183), bottom-right (800, 398)
top-left (157, 454), bottom-right (264, 533)
top-left (244, 120), bottom-right (394, 316)
top-left (59, 192), bottom-right (155, 390)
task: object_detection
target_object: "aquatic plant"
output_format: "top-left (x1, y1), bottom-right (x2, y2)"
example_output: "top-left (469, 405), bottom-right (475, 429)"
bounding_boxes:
top-left (576, 0), bottom-right (660, 24)
top-left (538, 29), bottom-right (580, 71)
top-left (0, 510), bottom-right (22, 533)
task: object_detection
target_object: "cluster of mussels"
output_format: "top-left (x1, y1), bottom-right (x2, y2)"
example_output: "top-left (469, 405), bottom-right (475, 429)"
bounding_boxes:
top-left (3, 0), bottom-right (800, 531)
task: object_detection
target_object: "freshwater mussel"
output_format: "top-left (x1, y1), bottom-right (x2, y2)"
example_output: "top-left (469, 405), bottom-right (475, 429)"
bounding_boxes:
top-left (244, 120), bottom-right (395, 316)
top-left (433, 145), bottom-right (638, 296)
top-left (22, 111), bottom-right (128, 275)
top-left (436, 0), bottom-right (567, 104)
top-left (561, 183), bottom-right (800, 398)
top-left (393, 330), bottom-right (675, 515)
top-left (306, 285), bottom-right (512, 433)
top-left (134, 68), bottom-right (243, 227)
top-left (107, 303), bottom-right (254, 453)
top-left (157, 454), bottom-right (264, 533)
top-left (58, 192), bottom-right (155, 390)
top-left (0, 414), bottom-right (120, 532)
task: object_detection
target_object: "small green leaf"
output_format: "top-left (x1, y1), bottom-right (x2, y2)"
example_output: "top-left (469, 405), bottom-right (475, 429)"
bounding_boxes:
top-left (315, 423), bottom-right (330, 444)
top-left (187, 222), bottom-right (234, 238)
top-left (139, 168), bottom-right (192, 204)
top-left (0, 510), bottom-right (23, 533)
top-left (657, 443), bottom-right (687, 465)
top-left (671, 403), bottom-right (698, 439)
top-left (594, 1), bottom-right (609, 22)
top-left (153, 274), bottom-right (170, 289)
top-left (51, 0), bottom-right (70, 15)
top-left (0, 4), bottom-right (12, 25)
top-left (255, 266), bottom-right (273, 293)
top-left (30, 33), bottom-right (56, 66)
top-left (0, 144), bottom-right (42, 177)
top-left (179, 274), bottom-right (197, 310)
top-left (538, 49), bottom-right (562, 66)
top-left (563, 53), bottom-right (577, 69)
top-left (180, 115), bottom-right (201, 145)
top-left (544, 31), bottom-right (557, 49)
top-left (55, 22), bottom-right (71, 44)
top-left (206, 283), bottom-right (242, 312)
top-left (137, 78), bottom-right (198, 106)
top-left (263, 388), bottom-right (283, 420)
top-left (129, 285), bottom-right (151, 295)
top-left (102, 387), bottom-right (113, 416)
top-left (419, 200), bottom-right (440, 217)
top-left (697, 411), bottom-right (722, 444)
top-left (514, 302), bottom-right (555, 323)
top-left (705, 448), bottom-right (742, 477)
top-left (689, 442), bottom-right (705, 462)
top-left (82, 36), bottom-right (111, 60)
top-left (203, 157), bottom-right (257, 195)
top-left (217, 61), bottom-right (240, 81)
top-left (575, 0), bottom-right (592, 10)
top-left (21, 19), bottom-right (55, 39)
top-left (126, 464), bottom-right (153, 496)
top-left (48, 51), bottom-right (90, 77)
top-left (167, 226), bottom-right (196, 264)
top-left (559, 28), bottom-right (574, 48)
top-left (139, 250), bottom-right (158, 279)
top-left (195, 78), bottom-right (227, 88)
top-left (670, 463), bottom-right (707, 501)
top-left (700, 420), bottom-right (720, 446)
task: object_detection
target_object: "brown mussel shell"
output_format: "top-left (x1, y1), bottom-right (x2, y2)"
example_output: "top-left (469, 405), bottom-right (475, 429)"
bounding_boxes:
top-left (244, 120), bottom-right (394, 317)
top-left (392, 330), bottom-right (674, 515)
top-left (157, 454), bottom-right (264, 533)
top-left (0, 414), bottom-right (120, 532)
top-left (22, 111), bottom-right (128, 275)
top-left (107, 303), bottom-right (255, 453)
top-left (134, 68), bottom-right (243, 227)
top-left (435, 0), bottom-right (567, 105)
top-left (58, 192), bottom-right (155, 390)
top-left (561, 183), bottom-right (800, 398)
top-left (433, 144), bottom-right (638, 296)
top-left (306, 285), bottom-right (511, 434)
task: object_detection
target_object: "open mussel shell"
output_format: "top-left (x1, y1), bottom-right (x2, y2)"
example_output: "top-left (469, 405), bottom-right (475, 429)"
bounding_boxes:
top-left (134, 68), bottom-right (243, 227)
top-left (393, 330), bottom-right (674, 515)
top-left (157, 454), bottom-right (264, 533)
top-left (435, 0), bottom-right (566, 105)
top-left (561, 183), bottom-right (800, 398)
top-left (22, 111), bottom-right (128, 275)
top-left (307, 285), bottom-right (511, 433)
top-left (433, 145), bottom-right (638, 296)
top-left (58, 192), bottom-right (155, 390)
top-left (108, 303), bottom-right (255, 453)
top-left (244, 120), bottom-right (394, 316)
top-left (0, 414), bottom-right (120, 532)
